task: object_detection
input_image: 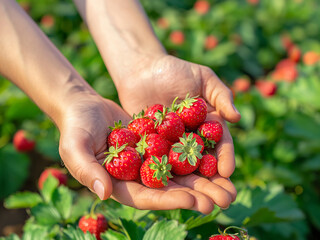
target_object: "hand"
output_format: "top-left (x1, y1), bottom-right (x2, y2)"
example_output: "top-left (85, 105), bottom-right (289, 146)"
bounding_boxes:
top-left (58, 94), bottom-right (236, 214)
top-left (114, 54), bottom-right (240, 209)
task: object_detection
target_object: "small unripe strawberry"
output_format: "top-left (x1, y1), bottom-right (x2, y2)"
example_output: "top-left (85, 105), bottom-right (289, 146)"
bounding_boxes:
top-left (40, 15), bottom-right (55, 28)
top-left (170, 31), bottom-right (185, 45)
top-left (255, 80), bottom-right (277, 97)
top-left (157, 17), bottom-right (169, 29)
top-left (79, 213), bottom-right (108, 240)
top-left (198, 121), bottom-right (223, 148)
top-left (13, 130), bottom-right (35, 152)
top-left (194, 0), bottom-right (210, 15)
top-left (107, 121), bottom-right (138, 148)
top-left (232, 78), bottom-right (251, 93)
top-left (173, 94), bottom-right (207, 131)
top-left (198, 153), bottom-right (217, 177)
top-left (38, 168), bottom-right (67, 190)
top-left (103, 144), bottom-right (142, 181)
top-left (303, 51), bottom-right (319, 65)
top-left (145, 104), bottom-right (164, 121)
top-left (140, 155), bottom-right (173, 188)
top-left (205, 35), bottom-right (218, 50)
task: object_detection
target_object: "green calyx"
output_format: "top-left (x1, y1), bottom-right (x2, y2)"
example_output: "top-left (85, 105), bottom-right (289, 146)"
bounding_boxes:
top-left (135, 134), bottom-right (149, 156)
top-left (132, 110), bottom-right (146, 120)
top-left (210, 226), bottom-right (249, 240)
top-left (103, 143), bottom-right (127, 166)
top-left (108, 120), bottom-right (124, 131)
top-left (171, 93), bottom-right (199, 113)
top-left (198, 129), bottom-right (216, 148)
top-left (149, 155), bottom-right (173, 186)
top-left (172, 132), bottom-right (203, 166)
top-left (154, 106), bottom-right (168, 128)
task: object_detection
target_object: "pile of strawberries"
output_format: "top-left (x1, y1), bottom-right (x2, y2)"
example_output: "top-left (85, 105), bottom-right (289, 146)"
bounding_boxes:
top-left (103, 94), bottom-right (223, 188)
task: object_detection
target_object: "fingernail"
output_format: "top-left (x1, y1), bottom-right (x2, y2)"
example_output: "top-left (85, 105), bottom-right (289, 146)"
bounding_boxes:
top-left (232, 103), bottom-right (240, 115)
top-left (93, 180), bottom-right (105, 200)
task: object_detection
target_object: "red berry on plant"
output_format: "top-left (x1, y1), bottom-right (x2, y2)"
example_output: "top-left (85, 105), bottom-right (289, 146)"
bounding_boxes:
top-left (198, 153), bottom-right (217, 177)
top-left (107, 121), bottom-right (138, 148)
top-left (255, 80), bottom-right (277, 97)
top-left (13, 130), bottom-right (36, 152)
top-left (170, 31), bottom-right (185, 45)
top-left (103, 144), bottom-right (142, 181)
top-left (155, 108), bottom-right (185, 143)
top-left (168, 133), bottom-right (202, 175)
top-left (79, 213), bottom-right (108, 240)
top-left (205, 35), bottom-right (218, 50)
top-left (136, 133), bottom-right (171, 160)
top-left (288, 45), bottom-right (301, 62)
top-left (194, 0), bottom-right (210, 15)
top-left (303, 51), bottom-right (319, 65)
top-left (140, 155), bottom-right (173, 188)
top-left (173, 94), bottom-right (207, 131)
top-left (38, 168), bottom-right (68, 190)
top-left (128, 111), bottom-right (156, 141)
top-left (198, 121), bottom-right (223, 148)
top-left (157, 17), bottom-right (169, 29)
top-left (232, 78), bottom-right (251, 93)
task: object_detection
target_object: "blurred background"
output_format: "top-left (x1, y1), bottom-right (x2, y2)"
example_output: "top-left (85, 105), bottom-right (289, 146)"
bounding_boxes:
top-left (0, 0), bottom-right (320, 239)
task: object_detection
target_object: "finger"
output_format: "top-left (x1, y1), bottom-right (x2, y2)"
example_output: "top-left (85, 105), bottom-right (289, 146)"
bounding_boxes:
top-left (201, 67), bottom-right (241, 123)
top-left (173, 174), bottom-right (233, 209)
top-left (110, 179), bottom-right (195, 211)
top-left (59, 129), bottom-right (112, 200)
top-left (209, 175), bottom-right (237, 202)
top-left (206, 113), bottom-right (235, 178)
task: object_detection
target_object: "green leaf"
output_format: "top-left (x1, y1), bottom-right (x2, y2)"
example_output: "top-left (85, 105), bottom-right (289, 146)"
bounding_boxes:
top-left (0, 145), bottom-right (30, 199)
top-left (183, 208), bottom-right (220, 230)
top-left (143, 220), bottom-right (187, 240)
top-left (101, 229), bottom-right (127, 240)
top-left (69, 195), bottom-right (93, 223)
top-left (5, 97), bottom-right (41, 120)
top-left (52, 185), bottom-right (73, 220)
top-left (21, 226), bottom-right (51, 240)
top-left (40, 174), bottom-right (59, 203)
top-left (30, 203), bottom-right (62, 226)
top-left (4, 191), bottom-right (42, 209)
top-left (62, 226), bottom-right (96, 240)
top-left (0, 234), bottom-right (20, 240)
top-left (120, 218), bottom-right (145, 240)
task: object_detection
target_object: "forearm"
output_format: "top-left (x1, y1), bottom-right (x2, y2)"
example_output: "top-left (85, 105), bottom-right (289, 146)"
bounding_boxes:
top-left (73, 0), bottom-right (166, 85)
top-left (0, 0), bottom-right (97, 127)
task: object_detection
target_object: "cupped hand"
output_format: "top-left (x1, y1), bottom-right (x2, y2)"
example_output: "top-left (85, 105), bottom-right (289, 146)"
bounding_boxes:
top-left (57, 94), bottom-right (236, 213)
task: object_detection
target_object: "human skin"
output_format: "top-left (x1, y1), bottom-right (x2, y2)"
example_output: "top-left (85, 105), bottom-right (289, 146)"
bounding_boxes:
top-left (0, 0), bottom-right (237, 214)
top-left (74, 0), bottom-right (240, 212)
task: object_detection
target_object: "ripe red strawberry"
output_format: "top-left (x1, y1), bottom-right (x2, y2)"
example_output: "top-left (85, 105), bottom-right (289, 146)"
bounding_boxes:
top-left (145, 104), bottom-right (164, 121)
top-left (173, 94), bottom-right (207, 131)
top-left (170, 30), bottom-right (185, 45)
top-left (232, 78), bottom-right (251, 93)
top-left (288, 45), bottom-right (301, 62)
top-left (194, 0), bottom-right (210, 15)
top-left (255, 80), bottom-right (277, 97)
top-left (38, 168), bottom-right (68, 190)
top-left (155, 108), bottom-right (185, 143)
top-left (103, 144), bottom-right (142, 181)
top-left (209, 235), bottom-right (240, 240)
top-left (13, 130), bottom-right (36, 152)
top-left (128, 111), bottom-right (156, 141)
top-left (79, 213), bottom-right (108, 240)
top-left (303, 51), bottom-right (319, 65)
top-left (136, 133), bottom-right (171, 159)
top-left (205, 35), bottom-right (218, 50)
top-left (140, 155), bottom-right (173, 188)
top-left (107, 121), bottom-right (137, 148)
top-left (168, 133), bottom-right (202, 175)
top-left (198, 153), bottom-right (217, 177)
top-left (209, 226), bottom-right (249, 240)
top-left (198, 121), bottom-right (223, 148)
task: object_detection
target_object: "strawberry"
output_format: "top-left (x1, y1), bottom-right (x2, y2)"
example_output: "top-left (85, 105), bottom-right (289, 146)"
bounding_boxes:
top-left (303, 51), bottom-right (319, 65)
top-left (194, 0), bottom-right (210, 15)
top-left (173, 94), bottom-right (207, 131)
top-left (103, 144), bottom-right (142, 181)
top-left (209, 226), bottom-right (249, 240)
top-left (209, 235), bottom-right (240, 240)
top-left (140, 155), bottom-right (173, 188)
top-left (155, 108), bottom-right (185, 143)
top-left (198, 153), bottom-right (217, 177)
top-left (198, 120), bottom-right (223, 148)
top-left (136, 133), bottom-right (171, 159)
top-left (170, 30), bottom-right (185, 45)
top-left (79, 213), bottom-right (108, 240)
top-left (107, 121), bottom-right (137, 148)
top-left (205, 35), bottom-right (218, 50)
top-left (232, 78), bottom-right (251, 93)
top-left (13, 130), bottom-right (36, 152)
top-left (157, 17), bottom-right (169, 29)
top-left (255, 80), bottom-right (277, 97)
top-left (145, 104), bottom-right (164, 121)
top-left (168, 133), bottom-right (202, 175)
top-left (38, 168), bottom-right (68, 190)
top-left (128, 111), bottom-right (156, 141)
top-left (288, 45), bottom-right (301, 62)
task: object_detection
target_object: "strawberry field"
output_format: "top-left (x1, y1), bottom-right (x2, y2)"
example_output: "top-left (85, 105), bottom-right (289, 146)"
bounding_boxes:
top-left (1, 0), bottom-right (320, 239)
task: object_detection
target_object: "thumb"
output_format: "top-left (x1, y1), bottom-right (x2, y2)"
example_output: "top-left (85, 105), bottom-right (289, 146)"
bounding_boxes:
top-left (59, 132), bottom-right (112, 200)
top-left (203, 69), bottom-right (241, 123)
